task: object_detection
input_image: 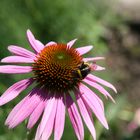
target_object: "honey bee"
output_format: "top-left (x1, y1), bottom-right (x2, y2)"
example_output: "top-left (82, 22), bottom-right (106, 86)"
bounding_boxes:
top-left (73, 61), bottom-right (91, 80)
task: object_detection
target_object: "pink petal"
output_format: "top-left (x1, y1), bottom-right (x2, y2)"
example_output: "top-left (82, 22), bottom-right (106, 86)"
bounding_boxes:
top-left (0, 78), bottom-right (34, 106)
top-left (54, 94), bottom-right (65, 140)
top-left (1, 56), bottom-right (34, 63)
top-left (66, 93), bottom-right (84, 140)
top-left (5, 88), bottom-right (42, 128)
top-left (0, 65), bottom-right (32, 74)
top-left (76, 93), bottom-right (96, 140)
top-left (79, 83), bottom-right (109, 129)
top-left (5, 96), bottom-right (28, 125)
top-left (36, 40), bottom-right (44, 49)
top-left (76, 46), bottom-right (93, 55)
top-left (95, 65), bottom-right (105, 71)
top-left (90, 64), bottom-right (105, 71)
top-left (27, 101), bottom-right (46, 129)
top-left (45, 41), bottom-right (56, 47)
top-left (67, 39), bottom-right (77, 48)
top-left (39, 96), bottom-right (58, 140)
top-left (83, 79), bottom-right (115, 103)
top-left (86, 74), bottom-right (117, 93)
top-left (35, 124), bottom-right (41, 140)
top-left (83, 57), bottom-right (105, 62)
top-left (27, 29), bottom-right (44, 53)
top-left (37, 95), bottom-right (56, 139)
top-left (8, 45), bottom-right (36, 59)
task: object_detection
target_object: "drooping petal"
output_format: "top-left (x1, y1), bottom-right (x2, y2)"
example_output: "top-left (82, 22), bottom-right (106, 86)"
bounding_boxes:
top-left (35, 124), bottom-right (41, 140)
top-left (54, 94), bottom-right (65, 140)
top-left (83, 57), bottom-right (105, 62)
top-left (79, 83), bottom-right (109, 129)
top-left (27, 87), bottom-right (47, 130)
top-left (8, 45), bottom-right (36, 59)
top-left (45, 41), bottom-right (56, 47)
top-left (0, 65), bottom-right (32, 74)
top-left (5, 88), bottom-right (42, 128)
top-left (27, 29), bottom-right (44, 53)
top-left (0, 78), bottom-right (34, 106)
top-left (66, 93), bottom-right (84, 140)
top-left (1, 56), bottom-right (34, 63)
top-left (27, 101), bottom-right (46, 129)
top-left (76, 46), bottom-right (93, 55)
top-left (67, 39), bottom-right (77, 48)
top-left (83, 79), bottom-right (115, 103)
top-left (76, 93), bottom-right (96, 140)
top-left (86, 74), bottom-right (117, 93)
top-left (5, 96), bottom-right (28, 125)
top-left (39, 95), bottom-right (58, 140)
top-left (37, 95), bottom-right (56, 140)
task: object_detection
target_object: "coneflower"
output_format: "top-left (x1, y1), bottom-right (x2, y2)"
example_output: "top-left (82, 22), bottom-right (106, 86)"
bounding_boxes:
top-left (0, 29), bottom-right (116, 140)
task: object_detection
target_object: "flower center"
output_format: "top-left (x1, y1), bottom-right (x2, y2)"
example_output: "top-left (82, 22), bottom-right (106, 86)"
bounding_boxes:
top-left (33, 44), bottom-right (83, 92)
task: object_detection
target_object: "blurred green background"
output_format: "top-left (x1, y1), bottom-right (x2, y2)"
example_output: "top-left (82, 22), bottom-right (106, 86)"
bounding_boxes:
top-left (0, 0), bottom-right (140, 140)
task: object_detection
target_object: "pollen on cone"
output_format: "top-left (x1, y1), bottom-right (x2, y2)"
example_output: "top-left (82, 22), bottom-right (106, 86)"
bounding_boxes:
top-left (33, 44), bottom-right (82, 92)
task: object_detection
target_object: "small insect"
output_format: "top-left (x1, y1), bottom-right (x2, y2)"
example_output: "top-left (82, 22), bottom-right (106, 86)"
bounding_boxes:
top-left (73, 61), bottom-right (91, 80)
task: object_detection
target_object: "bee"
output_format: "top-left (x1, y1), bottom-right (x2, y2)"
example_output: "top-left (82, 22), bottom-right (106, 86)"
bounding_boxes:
top-left (73, 61), bottom-right (91, 80)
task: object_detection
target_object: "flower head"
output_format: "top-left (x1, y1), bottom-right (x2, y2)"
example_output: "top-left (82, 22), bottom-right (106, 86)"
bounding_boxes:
top-left (0, 29), bottom-right (117, 140)
top-left (33, 43), bottom-right (82, 92)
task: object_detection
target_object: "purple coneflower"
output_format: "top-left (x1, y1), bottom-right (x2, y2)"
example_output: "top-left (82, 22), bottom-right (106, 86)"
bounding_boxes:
top-left (0, 30), bottom-right (116, 140)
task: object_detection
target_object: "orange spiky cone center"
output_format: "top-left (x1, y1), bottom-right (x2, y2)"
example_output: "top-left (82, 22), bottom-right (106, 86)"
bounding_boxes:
top-left (33, 44), bottom-right (82, 92)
